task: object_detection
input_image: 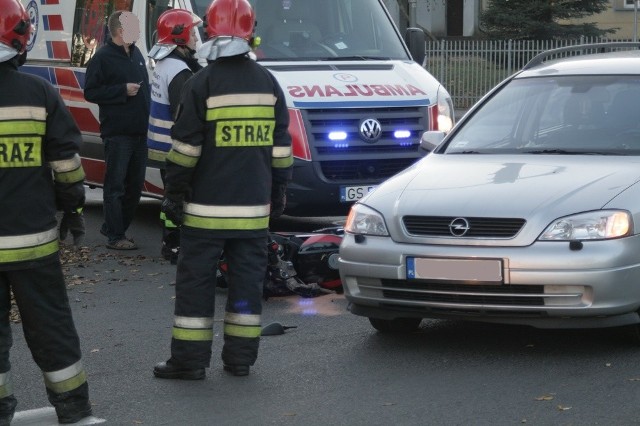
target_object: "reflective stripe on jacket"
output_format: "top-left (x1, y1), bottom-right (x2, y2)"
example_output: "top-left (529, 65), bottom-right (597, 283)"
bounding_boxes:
top-left (0, 61), bottom-right (84, 268)
top-left (164, 55), bottom-right (293, 237)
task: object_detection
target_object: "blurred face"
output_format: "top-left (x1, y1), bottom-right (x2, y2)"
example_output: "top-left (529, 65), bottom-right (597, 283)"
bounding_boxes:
top-left (186, 27), bottom-right (197, 50)
top-left (119, 11), bottom-right (140, 45)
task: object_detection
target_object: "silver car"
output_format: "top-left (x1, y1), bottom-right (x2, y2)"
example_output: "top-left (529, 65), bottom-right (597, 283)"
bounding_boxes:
top-left (338, 43), bottom-right (640, 337)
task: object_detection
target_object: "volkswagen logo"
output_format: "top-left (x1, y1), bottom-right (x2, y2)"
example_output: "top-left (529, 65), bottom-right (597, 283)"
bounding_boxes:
top-left (449, 218), bottom-right (471, 237)
top-left (359, 118), bottom-right (382, 143)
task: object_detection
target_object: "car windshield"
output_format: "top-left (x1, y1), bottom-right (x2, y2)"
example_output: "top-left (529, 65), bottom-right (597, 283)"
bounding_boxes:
top-left (190, 0), bottom-right (409, 61)
top-left (444, 75), bottom-right (640, 156)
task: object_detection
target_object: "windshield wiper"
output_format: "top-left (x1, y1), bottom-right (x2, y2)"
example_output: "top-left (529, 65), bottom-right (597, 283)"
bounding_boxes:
top-left (323, 56), bottom-right (391, 61)
top-left (525, 149), bottom-right (616, 155)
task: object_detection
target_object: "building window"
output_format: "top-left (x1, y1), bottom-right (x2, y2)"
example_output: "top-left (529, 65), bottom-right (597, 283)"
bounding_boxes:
top-left (624, 0), bottom-right (640, 9)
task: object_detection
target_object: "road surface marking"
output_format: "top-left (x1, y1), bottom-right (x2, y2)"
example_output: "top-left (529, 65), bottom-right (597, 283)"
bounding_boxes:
top-left (12, 407), bottom-right (105, 425)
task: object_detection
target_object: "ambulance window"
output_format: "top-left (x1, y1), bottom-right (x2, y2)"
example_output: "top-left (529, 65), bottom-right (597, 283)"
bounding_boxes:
top-left (146, 0), bottom-right (182, 52)
top-left (71, 0), bottom-right (134, 67)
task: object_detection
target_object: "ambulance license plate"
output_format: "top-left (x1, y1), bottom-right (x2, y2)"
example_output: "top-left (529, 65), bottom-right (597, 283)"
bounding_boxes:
top-left (340, 185), bottom-right (376, 202)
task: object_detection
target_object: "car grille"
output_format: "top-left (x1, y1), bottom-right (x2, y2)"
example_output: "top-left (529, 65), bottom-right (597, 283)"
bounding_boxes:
top-left (380, 280), bottom-right (545, 306)
top-left (403, 216), bottom-right (526, 238)
top-left (320, 158), bottom-right (418, 180)
top-left (304, 107), bottom-right (428, 183)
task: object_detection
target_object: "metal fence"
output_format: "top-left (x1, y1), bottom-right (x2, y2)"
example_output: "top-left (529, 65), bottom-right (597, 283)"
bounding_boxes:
top-left (425, 37), bottom-right (635, 110)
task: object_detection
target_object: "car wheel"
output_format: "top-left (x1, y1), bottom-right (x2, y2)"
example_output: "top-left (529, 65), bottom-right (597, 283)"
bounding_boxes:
top-left (368, 317), bottom-right (422, 333)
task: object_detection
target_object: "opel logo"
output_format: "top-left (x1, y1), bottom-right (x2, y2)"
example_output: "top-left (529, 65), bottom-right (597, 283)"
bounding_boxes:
top-left (449, 218), bottom-right (471, 237)
top-left (359, 118), bottom-right (382, 143)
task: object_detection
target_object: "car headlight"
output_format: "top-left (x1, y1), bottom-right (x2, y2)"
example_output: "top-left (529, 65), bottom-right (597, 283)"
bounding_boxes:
top-left (437, 86), bottom-right (454, 134)
top-left (344, 204), bottom-right (389, 236)
top-left (539, 210), bottom-right (632, 241)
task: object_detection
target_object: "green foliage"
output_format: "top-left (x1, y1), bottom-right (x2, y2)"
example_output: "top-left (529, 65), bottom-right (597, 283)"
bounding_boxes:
top-left (480, 0), bottom-right (617, 40)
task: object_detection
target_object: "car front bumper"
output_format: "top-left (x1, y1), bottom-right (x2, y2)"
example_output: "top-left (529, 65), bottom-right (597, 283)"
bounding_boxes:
top-left (338, 233), bottom-right (640, 328)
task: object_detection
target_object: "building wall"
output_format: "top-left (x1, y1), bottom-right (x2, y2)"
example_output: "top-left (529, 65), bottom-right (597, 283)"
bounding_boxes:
top-left (384, 0), bottom-right (481, 37)
top-left (570, 1), bottom-right (640, 40)
top-left (384, 0), bottom-right (640, 40)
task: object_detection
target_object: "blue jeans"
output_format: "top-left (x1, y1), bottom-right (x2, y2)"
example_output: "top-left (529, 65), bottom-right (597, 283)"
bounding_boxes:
top-left (101, 135), bottom-right (147, 243)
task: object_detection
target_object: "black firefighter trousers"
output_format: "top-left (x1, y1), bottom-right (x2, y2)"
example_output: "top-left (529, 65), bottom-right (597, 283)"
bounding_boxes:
top-left (0, 257), bottom-right (89, 418)
top-left (171, 229), bottom-right (267, 369)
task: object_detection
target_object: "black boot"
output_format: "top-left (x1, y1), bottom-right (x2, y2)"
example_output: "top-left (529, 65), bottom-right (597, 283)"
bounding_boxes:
top-left (223, 364), bottom-right (250, 376)
top-left (48, 383), bottom-right (92, 424)
top-left (0, 395), bottom-right (16, 426)
top-left (57, 403), bottom-right (92, 424)
top-left (153, 360), bottom-right (205, 380)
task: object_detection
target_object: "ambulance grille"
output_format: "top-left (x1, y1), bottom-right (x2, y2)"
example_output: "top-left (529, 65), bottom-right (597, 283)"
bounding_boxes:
top-left (303, 107), bottom-right (428, 182)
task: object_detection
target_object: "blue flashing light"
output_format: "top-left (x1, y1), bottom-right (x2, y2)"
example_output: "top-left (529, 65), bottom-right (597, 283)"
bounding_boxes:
top-left (394, 130), bottom-right (412, 139)
top-left (328, 131), bottom-right (348, 141)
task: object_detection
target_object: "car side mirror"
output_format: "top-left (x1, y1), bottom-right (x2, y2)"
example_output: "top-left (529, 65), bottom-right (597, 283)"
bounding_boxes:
top-left (420, 131), bottom-right (445, 152)
top-left (405, 27), bottom-right (426, 65)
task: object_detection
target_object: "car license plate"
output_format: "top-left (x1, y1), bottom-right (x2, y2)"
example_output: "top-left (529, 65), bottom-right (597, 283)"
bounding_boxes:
top-left (407, 257), bottom-right (503, 282)
top-left (340, 185), bottom-right (376, 202)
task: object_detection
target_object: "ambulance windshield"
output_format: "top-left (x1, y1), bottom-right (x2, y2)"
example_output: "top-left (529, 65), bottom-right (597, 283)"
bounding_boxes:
top-left (190, 0), bottom-right (410, 61)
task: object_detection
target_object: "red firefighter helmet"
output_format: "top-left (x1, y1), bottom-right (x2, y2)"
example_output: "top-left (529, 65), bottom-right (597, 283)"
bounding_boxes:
top-left (156, 8), bottom-right (202, 46)
top-left (205, 0), bottom-right (255, 41)
top-left (0, 0), bottom-right (31, 62)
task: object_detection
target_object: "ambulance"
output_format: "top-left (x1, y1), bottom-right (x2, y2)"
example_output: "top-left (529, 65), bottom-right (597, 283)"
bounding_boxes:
top-left (20, 0), bottom-right (454, 216)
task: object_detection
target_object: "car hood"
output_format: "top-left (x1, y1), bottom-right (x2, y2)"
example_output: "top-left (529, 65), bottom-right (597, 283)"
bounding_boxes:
top-left (364, 154), bottom-right (640, 246)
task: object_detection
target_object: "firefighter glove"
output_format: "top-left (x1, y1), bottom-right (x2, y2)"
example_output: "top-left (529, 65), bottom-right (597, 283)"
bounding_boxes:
top-left (270, 184), bottom-right (287, 219)
top-left (55, 181), bottom-right (86, 213)
top-left (59, 210), bottom-right (85, 247)
top-left (161, 197), bottom-right (184, 226)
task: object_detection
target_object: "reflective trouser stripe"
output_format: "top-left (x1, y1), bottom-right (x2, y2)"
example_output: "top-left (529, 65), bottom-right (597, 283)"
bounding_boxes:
top-left (0, 372), bottom-right (12, 399)
top-left (224, 313), bottom-right (261, 338)
top-left (172, 316), bottom-right (214, 341)
top-left (43, 361), bottom-right (87, 394)
top-left (183, 215), bottom-right (269, 230)
top-left (172, 327), bottom-right (214, 341)
top-left (183, 203), bottom-right (270, 231)
top-left (0, 228), bottom-right (58, 263)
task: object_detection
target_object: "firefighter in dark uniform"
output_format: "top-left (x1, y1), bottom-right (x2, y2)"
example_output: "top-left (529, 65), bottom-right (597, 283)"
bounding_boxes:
top-left (0, 0), bottom-right (92, 423)
top-left (153, 0), bottom-right (292, 379)
top-left (147, 9), bottom-right (203, 264)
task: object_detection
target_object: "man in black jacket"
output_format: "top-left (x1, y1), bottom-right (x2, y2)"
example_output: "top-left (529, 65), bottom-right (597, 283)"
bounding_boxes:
top-left (0, 0), bottom-right (92, 423)
top-left (84, 10), bottom-right (150, 250)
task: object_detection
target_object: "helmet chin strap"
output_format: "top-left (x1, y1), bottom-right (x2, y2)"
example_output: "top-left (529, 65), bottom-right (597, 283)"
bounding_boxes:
top-left (197, 37), bottom-right (250, 61)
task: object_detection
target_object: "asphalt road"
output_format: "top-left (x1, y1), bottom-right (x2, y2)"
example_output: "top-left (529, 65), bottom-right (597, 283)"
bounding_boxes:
top-left (6, 192), bottom-right (640, 425)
